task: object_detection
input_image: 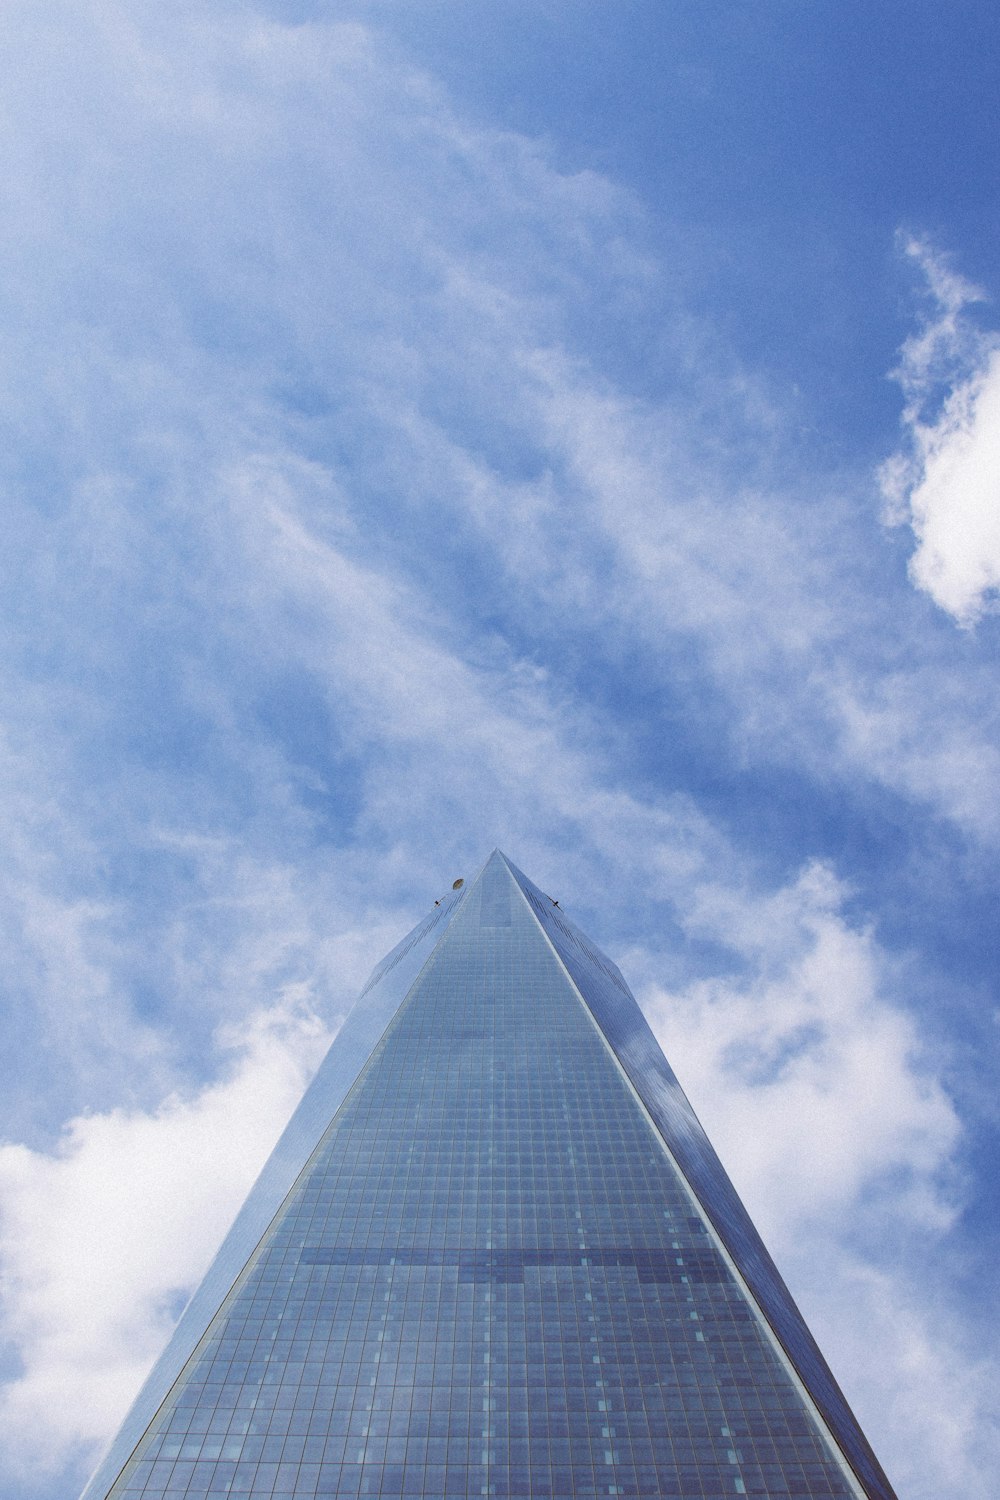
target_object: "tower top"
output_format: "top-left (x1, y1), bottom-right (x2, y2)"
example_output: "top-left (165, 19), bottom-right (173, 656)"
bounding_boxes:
top-left (82, 854), bottom-right (895, 1500)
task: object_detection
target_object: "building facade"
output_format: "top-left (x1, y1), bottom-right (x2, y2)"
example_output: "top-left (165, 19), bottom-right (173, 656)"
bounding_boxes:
top-left (82, 851), bottom-right (896, 1500)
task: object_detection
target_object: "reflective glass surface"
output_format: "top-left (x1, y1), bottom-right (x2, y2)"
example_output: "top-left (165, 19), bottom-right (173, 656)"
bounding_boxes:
top-left (83, 887), bottom-right (468, 1500)
top-left (504, 857), bottom-right (894, 1500)
top-left (91, 853), bottom-right (880, 1500)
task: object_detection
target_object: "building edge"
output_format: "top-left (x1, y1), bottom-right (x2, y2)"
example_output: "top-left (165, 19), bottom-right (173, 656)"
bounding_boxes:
top-left (497, 850), bottom-right (897, 1500)
top-left (79, 872), bottom-right (476, 1500)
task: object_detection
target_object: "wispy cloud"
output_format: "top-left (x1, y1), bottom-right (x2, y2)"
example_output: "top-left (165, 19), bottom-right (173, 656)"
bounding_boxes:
top-left (880, 237), bottom-right (1000, 625)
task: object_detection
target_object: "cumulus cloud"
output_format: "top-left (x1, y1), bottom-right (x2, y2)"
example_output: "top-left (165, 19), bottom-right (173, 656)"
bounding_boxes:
top-left (640, 861), bottom-right (959, 1248)
top-left (0, 996), bottom-right (331, 1480)
top-left (880, 238), bottom-right (1000, 625)
top-left (635, 862), bottom-right (1000, 1499)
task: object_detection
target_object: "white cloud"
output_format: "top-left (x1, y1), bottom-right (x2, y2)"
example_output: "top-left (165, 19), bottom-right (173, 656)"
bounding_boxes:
top-left (0, 996), bottom-right (331, 1480)
top-left (901, 347), bottom-right (1000, 622)
top-left (881, 238), bottom-right (1000, 625)
top-left (632, 861), bottom-right (1000, 1498)
top-left (0, 0), bottom-right (996, 856)
top-left (794, 1253), bottom-right (1000, 1500)
top-left (641, 861), bottom-right (960, 1247)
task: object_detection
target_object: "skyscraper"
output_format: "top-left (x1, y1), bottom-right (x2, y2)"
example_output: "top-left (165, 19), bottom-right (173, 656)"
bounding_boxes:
top-left (82, 851), bottom-right (896, 1500)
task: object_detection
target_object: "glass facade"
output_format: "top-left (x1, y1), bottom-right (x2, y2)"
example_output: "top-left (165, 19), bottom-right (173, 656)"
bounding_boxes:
top-left (82, 852), bottom-right (896, 1500)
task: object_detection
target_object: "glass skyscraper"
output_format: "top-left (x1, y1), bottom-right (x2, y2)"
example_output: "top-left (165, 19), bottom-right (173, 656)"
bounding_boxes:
top-left (82, 851), bottom-right (897, 1500)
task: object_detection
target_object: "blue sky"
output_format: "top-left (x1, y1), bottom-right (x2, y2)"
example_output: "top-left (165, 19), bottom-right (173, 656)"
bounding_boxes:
top-left (0, 3), bottom-right (997, 1497)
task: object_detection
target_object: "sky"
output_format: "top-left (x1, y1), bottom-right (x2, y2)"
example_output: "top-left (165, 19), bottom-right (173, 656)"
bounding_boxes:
top-left (0, 2), bottom-right (997, 1496)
